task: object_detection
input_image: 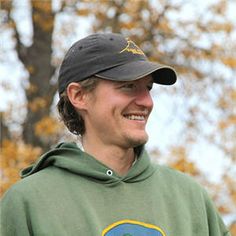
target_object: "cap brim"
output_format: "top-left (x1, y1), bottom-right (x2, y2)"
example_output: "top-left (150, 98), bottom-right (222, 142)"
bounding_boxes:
top-left (95, 60), bottom-right (177, 85)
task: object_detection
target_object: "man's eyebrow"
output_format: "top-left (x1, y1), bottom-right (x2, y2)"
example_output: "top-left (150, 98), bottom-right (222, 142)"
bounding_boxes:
top-left (114, 81), bottom-right (132, 85)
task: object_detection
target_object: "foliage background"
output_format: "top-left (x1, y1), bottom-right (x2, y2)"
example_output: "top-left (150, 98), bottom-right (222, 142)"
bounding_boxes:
top-left (0, 0), bottom-right (235, 233)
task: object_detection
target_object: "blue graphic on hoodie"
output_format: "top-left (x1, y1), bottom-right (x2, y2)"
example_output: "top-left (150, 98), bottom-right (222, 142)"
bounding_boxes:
top-left (102, 220), bottom-right (165, 236)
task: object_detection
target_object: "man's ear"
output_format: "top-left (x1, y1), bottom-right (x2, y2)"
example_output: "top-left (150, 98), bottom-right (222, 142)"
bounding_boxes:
top-left (66, 82), bottom-right (87, 110)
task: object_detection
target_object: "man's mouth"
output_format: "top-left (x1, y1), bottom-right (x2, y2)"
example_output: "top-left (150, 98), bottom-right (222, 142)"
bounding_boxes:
top-left (123, 114), bottom-right (146, 121)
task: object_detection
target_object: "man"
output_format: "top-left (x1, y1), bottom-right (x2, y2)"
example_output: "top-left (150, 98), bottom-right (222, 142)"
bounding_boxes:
top-left (1, 33), bottom-right (230, 235)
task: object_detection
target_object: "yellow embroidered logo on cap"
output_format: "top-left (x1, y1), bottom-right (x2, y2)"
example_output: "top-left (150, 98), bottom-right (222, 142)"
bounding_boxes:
top-left (120, 38), bottom-right (145, 55)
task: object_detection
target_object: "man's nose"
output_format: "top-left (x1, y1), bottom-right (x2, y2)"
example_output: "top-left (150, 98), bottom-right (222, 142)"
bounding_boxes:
top-left (135, 89), bottom-right (153, 109)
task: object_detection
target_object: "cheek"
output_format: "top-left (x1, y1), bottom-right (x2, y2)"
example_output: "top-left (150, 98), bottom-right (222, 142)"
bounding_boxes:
top-left (90, 88), bottom-right (133, 120)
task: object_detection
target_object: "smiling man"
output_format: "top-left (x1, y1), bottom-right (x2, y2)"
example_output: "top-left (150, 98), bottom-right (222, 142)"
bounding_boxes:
top-left (1, 33), bottom-right (230, 236)
top-left (70, 75), bottom-right (154, 175)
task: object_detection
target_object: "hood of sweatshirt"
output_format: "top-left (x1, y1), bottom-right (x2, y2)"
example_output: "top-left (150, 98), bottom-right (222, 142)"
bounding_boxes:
top-left (21, 142), bottom-right (156, 186)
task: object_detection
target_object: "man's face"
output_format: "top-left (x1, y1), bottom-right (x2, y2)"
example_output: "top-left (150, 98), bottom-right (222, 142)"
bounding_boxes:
top-left (83, 75), bottom-right (154, 149)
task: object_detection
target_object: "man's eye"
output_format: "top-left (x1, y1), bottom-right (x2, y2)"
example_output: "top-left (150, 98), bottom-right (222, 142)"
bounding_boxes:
top-left (147, 84), bottom-right (153, 91)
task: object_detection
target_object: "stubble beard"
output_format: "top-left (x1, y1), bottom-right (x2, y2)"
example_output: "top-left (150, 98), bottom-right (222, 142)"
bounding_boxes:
top-left (125, 132), bottom-right (149, 148)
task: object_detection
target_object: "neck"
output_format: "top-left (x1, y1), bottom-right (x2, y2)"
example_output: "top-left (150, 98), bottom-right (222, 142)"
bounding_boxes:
top-left (81, 137), bottom-right (135, 176)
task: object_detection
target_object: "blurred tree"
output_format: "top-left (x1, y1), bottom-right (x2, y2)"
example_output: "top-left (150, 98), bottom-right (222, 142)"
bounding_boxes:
top-left (1, 0), bottom-right (57, 149)
top-left (0, 0), bottom-right (235, 232)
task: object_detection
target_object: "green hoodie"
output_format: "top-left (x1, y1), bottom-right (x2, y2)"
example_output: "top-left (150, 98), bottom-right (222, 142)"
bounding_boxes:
top-left (1, 142), bottom-right (230, 236)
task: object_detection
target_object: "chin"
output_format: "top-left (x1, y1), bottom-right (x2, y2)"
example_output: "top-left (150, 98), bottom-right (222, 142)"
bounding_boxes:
top-left (126, 133), bottom-right (149, 147)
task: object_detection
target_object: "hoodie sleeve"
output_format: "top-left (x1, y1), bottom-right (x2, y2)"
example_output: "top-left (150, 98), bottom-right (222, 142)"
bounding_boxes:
top-left (202, 189), bottom-right (231, 236)
top-left (0, 186), bottom-right (32, 236)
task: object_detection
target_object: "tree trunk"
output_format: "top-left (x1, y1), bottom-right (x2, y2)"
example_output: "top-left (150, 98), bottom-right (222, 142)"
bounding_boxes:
top-left (19, 1), bottom-right (56, 151)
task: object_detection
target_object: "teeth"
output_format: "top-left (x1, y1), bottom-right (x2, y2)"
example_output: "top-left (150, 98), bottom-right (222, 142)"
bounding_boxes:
top-left (125, 115), bottom-right (145, 121)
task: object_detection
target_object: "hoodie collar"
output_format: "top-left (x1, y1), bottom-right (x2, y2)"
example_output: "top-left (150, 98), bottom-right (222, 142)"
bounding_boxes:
top-left (21, 142), bottom-right (156, 186)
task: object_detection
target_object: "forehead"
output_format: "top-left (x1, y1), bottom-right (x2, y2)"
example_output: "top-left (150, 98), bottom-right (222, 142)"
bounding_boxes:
top-left (101, 75), bottom-right (153, 85)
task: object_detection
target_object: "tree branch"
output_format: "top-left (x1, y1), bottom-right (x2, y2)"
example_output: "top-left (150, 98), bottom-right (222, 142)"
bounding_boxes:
top-left (0, 112), bottom-right (10, 143)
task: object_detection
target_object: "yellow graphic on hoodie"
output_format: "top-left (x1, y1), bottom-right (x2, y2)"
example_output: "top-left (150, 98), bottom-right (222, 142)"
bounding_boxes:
top-left (102, 219), bottom-right (166, 236)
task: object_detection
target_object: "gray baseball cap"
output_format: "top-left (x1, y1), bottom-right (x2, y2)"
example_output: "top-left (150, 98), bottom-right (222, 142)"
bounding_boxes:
top-left (58, 33), bottom-right (177, 94)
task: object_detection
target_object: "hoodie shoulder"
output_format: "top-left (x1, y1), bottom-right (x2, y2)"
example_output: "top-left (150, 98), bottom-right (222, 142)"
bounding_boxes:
top-left (156, 164), bottom-right (198, 183)
top-left (154, 164), bottom-right (204, 193)
top-left (21, 142), bottom-right (80, 178)
top-left (2, 143), bottom-right (79, 197)
top-left (3, 165), bottom-right (56, 198)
